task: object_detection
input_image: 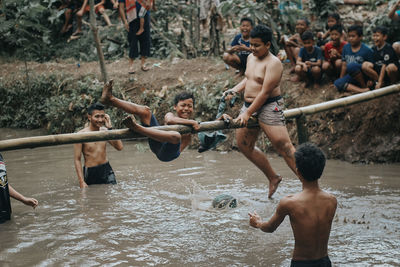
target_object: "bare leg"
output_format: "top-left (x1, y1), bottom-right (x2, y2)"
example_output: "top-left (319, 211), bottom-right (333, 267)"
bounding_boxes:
top-left (260, 123), bottom-right (297, 176)
top-left (223, 53), bottom-right (241, 70)
top-left (236, 127), bottom-right (282, 198)
top-left (362, 62), bottom-right (378, 81)
top-left (100, 80), bottom-right (152, 125)
top-left (353, 72), bottom-right (366, 88)
top-left (141, 56), bottom-right (149, 71)
top-left (99, 7), bottom-right (112, 26)
top-left (346, 83), bottom-right (369, 94)
top-left (123, 115), bottom-right (181, 144)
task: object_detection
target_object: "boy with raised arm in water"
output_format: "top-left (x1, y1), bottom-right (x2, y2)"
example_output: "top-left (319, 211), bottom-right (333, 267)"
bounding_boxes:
top-left (74, 103), bottom-right (123, 188)
top-left (249, 143), bottom-right (337, 266)
top-left (225, 24), bottom-right (297, 198)
top-left (100, 80), bottom-right (200, 162)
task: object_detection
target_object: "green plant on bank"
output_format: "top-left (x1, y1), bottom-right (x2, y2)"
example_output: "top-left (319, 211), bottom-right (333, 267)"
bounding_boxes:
top-left (0, 74), bottom-right (126, 134)
top-left (307, 0), bottom-right (341, 30)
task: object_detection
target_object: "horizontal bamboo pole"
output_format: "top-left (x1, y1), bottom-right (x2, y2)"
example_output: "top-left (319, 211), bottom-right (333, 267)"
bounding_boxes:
top-left (1, 84), bottom-right (399, 152)
top-left (0, 119), bottom-right (258, 152)
top-left (283, 83), bottom-right (400, 119)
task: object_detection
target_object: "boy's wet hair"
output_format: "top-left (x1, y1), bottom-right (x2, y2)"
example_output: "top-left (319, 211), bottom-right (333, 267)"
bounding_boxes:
top-left (373, 26), bottom-right (388, 36)
top-left (295, 143), bottom-right (326, 181)
top-left (348, 25), bottom-right (363, 36)
top-left (87, 102), bottom-right (105, 115)
top-left (240, 17), bottom-right (254, 26)
top-left (250, 24), bottom-right (272, 44)
top-left (329, 24), bottom-right (343, 34)
top-left (301, 30), bottom-right (314, 41)
top-left (174, 91), bottom-right (195, 106)
top-left (298, 18), bottom-right (310, 26)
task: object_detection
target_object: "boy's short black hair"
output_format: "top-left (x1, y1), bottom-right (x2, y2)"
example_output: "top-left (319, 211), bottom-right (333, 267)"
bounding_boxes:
top-left (240, 17), bottom-right (254, 26)
top-left (329, 24), bottom-right (343, 34)
top-left (298, 18), bottom-right (310, 26)
top-left (295, 143), bottom-right (326, 182)
top-left (174, 91), bottom-right (195, 106)
top-left (373, 26), bottom-right (388, 36)
top-left (87, 102), bottom-right (105, 115)
top-left (327, 13), bottom-right (340, 22)
top-left (250, 24), bottom-right (273, 44)
top-left (348, 25), bottom-right (363, 36)
top-left (301, 30), bottom-right (314, 41)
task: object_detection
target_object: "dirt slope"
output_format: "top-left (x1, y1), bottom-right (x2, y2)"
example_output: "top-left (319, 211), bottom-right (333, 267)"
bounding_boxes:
top-left (1, 57), bottom-right (399, 163)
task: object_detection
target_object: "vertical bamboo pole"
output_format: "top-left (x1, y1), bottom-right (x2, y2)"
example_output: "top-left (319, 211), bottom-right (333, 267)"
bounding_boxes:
top-left (295, 115), bottom-right (308, 144)
top-left (88, 0), bottom-right (108, 82)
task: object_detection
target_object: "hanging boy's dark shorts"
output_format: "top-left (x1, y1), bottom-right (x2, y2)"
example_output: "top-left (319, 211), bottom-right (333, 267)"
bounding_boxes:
top-left (290, 255), bottom-right (332, 267)
top-left (83, 162), bottom-right (116, 185)
top-left (142, 114), bottom-right (181, 162)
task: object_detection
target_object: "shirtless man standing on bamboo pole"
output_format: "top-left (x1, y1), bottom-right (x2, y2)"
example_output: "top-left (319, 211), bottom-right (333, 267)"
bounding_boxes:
top-left (74, 103), bottom-right (123, 188)
top-left (225, 24), bottom-right (297, 198)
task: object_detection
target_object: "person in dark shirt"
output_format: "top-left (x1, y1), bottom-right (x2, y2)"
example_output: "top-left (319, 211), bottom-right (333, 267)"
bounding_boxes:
top-left (295, 31), bottom-right (323, 88)
top-left (362, 26), bottom-right (399, 89)
top-left (334, 25), bottom-right (374, 94)
top-left (0, 153), bottom-right (38, 224)
top-left (223, 17), bottom-right (253, 75)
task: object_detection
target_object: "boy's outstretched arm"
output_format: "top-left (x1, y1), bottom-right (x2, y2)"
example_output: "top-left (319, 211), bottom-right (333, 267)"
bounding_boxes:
top-left (9, 185), bottom-right (38, 209)
top-left (164, 112), bottom-right (200, 131)
top-left (249, 198), bottom-right (289, 233)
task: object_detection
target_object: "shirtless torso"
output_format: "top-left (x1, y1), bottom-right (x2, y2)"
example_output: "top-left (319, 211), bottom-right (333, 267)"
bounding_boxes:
top-left (73, 110), bottom-right (123, 188)
top-left (227, 25), bottom-right (296, 198)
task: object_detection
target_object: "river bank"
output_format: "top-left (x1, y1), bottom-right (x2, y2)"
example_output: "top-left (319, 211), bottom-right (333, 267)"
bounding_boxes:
top-left (1, 57), bottom-right (400, 163)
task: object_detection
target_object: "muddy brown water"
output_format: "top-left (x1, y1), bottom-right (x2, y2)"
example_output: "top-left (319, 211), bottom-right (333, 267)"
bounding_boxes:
top-left (0, 129), bottom-right (399, 266)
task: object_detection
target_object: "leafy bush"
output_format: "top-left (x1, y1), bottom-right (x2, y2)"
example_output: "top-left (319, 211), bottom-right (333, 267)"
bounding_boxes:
top-left (0, 74), bottom-right (126, 133)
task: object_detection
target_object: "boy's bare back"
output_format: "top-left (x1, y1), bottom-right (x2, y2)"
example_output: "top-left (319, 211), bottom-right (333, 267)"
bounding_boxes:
top-left (283, 189), bottom-right (337, 260)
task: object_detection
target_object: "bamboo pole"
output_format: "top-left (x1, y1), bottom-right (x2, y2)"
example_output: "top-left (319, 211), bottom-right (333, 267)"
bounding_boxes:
top-left (1, 84), bottom-right (400, 152)
top-left (88, 0), bottom-right (108, 82)
top-left (284, 83), bottom-right (400, 119)
top-left (0, 119), bottom-right (258, 152)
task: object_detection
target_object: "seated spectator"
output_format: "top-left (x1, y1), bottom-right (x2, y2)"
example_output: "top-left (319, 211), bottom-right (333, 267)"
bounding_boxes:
top-left (317, 13), bottom-right (346, 50)
top-left (60, 0), bottom-right (77, 34)
top-left (362, 26), bottom-right (399, 89)
top-left (388, 0), bottom-right (400, 57)
top-left (334, 25), bottom-right (374, 94)
top-left (295, 31), bottom-right (323, 88)
top-left (322, 24), bottom-right (347, 80)
top-left (71, 0), bottom-right (112, 38)
top-left (280, 18), bottom-right (310, 77)
top-left (223, 17), bottom-right (253, 75)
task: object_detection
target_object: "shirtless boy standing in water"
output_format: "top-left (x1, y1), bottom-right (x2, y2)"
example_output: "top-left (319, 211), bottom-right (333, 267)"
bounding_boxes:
top-left (249, 143), bottom-right (337, 266)
top-left (225, 24), bottom-right (296, 198)
top-left (74, 103), bottom-right (123, 188)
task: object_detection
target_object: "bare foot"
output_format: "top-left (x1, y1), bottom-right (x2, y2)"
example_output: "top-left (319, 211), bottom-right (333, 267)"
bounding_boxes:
top-left (136, 28), bottom-right (144, 35)
top-left (100, 80), bottom-right (114, 105)
top-left (123, 115), bottom-right (138, 131)
top-left (268, 175), bottom-right (282, 199)
top-left (313, 83), bottom-right (321, 89)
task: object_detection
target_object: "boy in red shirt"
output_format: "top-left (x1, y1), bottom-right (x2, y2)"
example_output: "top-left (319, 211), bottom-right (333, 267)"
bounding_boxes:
top-left (322, 24), bottom-right (347, 79)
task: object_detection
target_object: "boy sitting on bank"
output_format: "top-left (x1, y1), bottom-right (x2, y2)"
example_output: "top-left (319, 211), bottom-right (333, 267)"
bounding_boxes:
top-left (322, 24), bottom-right (347, 80)
top-left (100, 80), bottom-right (200, 162)
top-left (281, 18), bottom-right (310, 76)
top-left (334, 24), bottom-right (374, 94)
top-left (362, 26), bottom-right (399, 89)
top-left (223, 17), bottom-right (254, 75)
top-left (249, 143), bottom-right (337, 266)
top-left (295, 31), bottom-right (323, 88)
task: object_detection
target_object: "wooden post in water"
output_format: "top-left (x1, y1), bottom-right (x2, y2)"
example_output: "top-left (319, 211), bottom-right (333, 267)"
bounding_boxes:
top-left (295, 115), bottom-right (308, 144)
